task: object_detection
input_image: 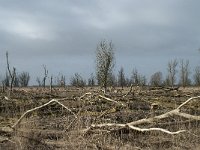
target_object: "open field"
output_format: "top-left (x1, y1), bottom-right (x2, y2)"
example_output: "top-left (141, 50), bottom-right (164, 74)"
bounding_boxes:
top-left (0, 86), bottom-right (200, 150)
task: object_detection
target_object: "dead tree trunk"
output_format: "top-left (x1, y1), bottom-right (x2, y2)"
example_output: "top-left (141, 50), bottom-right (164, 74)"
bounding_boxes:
top-left (2, 82), bottom-right (5, 92)
top-left (50, 75), bottom-right (53, 93)
top-left (43, 65), bottom-right (48, 88)
top-left (6, 52), bottom-right (16, 92)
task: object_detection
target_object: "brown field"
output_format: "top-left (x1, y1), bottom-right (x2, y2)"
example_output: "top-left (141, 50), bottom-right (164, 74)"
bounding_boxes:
top-left (0, 86), bottom-right (200, 150)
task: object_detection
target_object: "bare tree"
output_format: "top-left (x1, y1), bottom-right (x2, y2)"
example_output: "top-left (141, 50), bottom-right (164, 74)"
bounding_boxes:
top-left (96, 40), bottom-right (115, 93)
top-left (150, 71), bottom-right (163, 87)
top-left (56, 74), bottom-right (66, 87)
top-left (118, 67), bottom-right (126, 89)
top-left (70, 73), bottom-right (86, 87)
top-left (18, 72), bottom-right (30, 87)
top-left (131, 69), bottom-right (146, 86)
top-left (179, 59), bottom-right (191, 87)
top-left (6, 52), bottom-right (16, 91)
top-left (140, 75), bottom-right (147, 86)
top-left (193, 66), bottom-right (200, 86)
top-left (167, 59), bottom-right (178, 87)
top-left (36, 77), bottom-right (42, 87)
top-left (125, 77), bottom-right (131, 86)
top-left (131, 69), bottom-right (139, 85)
top-left (14, 73), bottom-right (19, 87)
top-left (42, 65), bottom-right (48, 88)
top-left (2, 72), bottom-right (10, 87)
top-left (108, 73), bottom-right (117, 87)
top-left (1, 72), bottom-right (10, 92)
top-left (88, 73), bottom-right (95, 86)
top-left (50, 75), bottom-right (53, 93)
top-left (60, 75), bottom-right (66, 87)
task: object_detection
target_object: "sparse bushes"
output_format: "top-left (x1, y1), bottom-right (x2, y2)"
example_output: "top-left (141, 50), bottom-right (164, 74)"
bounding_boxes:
top-left (18, 72), bottom-right (30, 87)
top-left (131, 69), bottom-right (146, 86)
top-left (70, 73), bottom-right (86, 87)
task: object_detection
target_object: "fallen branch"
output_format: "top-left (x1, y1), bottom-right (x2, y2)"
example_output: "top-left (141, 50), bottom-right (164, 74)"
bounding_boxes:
top-left (99, 95), bottom-right (125, 106)
top-left (87, 123), bottom-right (185, 135)
top-left (0, 136), bottom-right (15, 144)
top-left (79, 92), bottom-right (92, 100)
top-left (0, 126), bottom-right (13, 135)
top-left (123, 84), bottom-right (133, 98)
top-left (129, 96), bottom-right (200, 126)
top-left (84, 96), bottom-right (200, 135)
top-left (128, 126), bottom-right (185, 135)
top-left (12, 98), bottom-right (77, 129)
top-left (177, 96), bottom-right (200, 109)
top-left (174, 111), bottom-right (200, 120)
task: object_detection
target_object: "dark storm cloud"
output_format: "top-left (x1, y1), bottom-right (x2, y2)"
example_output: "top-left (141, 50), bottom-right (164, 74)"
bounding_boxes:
top-left (0, 0), bottom-right (200, 84)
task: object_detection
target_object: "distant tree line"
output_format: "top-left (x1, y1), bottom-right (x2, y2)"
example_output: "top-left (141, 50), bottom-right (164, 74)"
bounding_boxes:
top-left (1, 41), bottom-right (200, 91)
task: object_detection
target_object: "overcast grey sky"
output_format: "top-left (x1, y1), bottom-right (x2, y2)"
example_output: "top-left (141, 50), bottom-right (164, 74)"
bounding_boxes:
top-left (0, 0), bottom-right (200, 84)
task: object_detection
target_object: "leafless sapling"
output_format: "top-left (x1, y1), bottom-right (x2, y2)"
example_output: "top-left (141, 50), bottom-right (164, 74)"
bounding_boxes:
top-left (131, 68), bottom-right (146, 86)
top-left (96, 40), bottom-right (115, 93)
top-left (50, 75), bottom-right (53, 93)
top-left (166, 59), bottom-right (178, 87)
top-left (118, 67), bottom-right (126, 89)
top-left (179, 59), bottom-right (191, 87)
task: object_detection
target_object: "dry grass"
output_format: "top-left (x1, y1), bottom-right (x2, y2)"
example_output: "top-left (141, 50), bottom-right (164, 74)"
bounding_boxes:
top-left (0, 86), bottom-right (200, 149)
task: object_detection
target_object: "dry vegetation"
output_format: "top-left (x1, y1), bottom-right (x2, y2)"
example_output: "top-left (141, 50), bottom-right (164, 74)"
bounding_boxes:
top-left (0, 86), bottom-right (200, 150)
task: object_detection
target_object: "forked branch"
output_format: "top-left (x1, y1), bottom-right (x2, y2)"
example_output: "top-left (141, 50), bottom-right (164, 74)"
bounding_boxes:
top-left (99, 95), bottom-right (125, 106)
top-left (85, 96), bottom-right (200, 135)
top-left (12, 98), bottom-right (77, 129)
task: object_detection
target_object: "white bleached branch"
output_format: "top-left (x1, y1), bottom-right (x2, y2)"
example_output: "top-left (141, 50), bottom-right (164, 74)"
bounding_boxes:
top-left (12, 98), bottom-right (77, 129)
top-left (84, 96), bottom-right (200, 135)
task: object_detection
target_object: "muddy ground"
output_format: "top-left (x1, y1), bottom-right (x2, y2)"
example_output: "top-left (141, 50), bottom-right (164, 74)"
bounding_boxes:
top-left (0, 86), bottom-right (200, 150)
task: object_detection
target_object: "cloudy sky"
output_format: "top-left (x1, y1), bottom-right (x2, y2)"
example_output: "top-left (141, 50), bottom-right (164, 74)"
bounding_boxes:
top-left (0, 0), bottom-right (200, 84)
